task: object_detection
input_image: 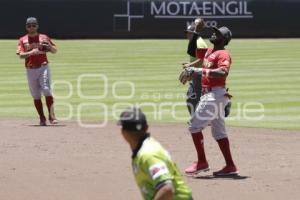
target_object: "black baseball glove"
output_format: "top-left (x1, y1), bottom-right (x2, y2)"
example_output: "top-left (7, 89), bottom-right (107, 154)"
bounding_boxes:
top-left (40, 41), bottom-right (51, 52)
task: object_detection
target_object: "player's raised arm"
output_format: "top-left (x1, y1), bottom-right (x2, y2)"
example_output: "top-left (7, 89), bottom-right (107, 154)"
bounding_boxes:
top-left (183, 18), bottom-right (207, 68)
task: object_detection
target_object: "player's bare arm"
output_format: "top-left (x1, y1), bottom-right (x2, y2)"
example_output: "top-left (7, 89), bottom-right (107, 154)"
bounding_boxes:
top-left (189, 67), bottom-right (227, 76)
top-left (179, 66), bottom-right (228, 84)
top-left (46, 43), bottom-right (57, 54)
top-left (182, 58), bottom-right (202, 68)
top-left (153, 183), bottom-right (174, 200)
top-left (207, 68), bottom-right (228, 77)
top-left (50, 45), bottom-right (57, 53)
top-left (18, 48), bottom-right (45, 59)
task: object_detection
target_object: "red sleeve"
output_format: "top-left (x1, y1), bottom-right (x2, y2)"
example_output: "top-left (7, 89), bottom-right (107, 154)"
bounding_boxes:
top-left (16, 38), bottom-right (24, 55)
top-left (217, 52), bottom-right (231, 73)
top-left (196, 48), bottom-right (208, 60)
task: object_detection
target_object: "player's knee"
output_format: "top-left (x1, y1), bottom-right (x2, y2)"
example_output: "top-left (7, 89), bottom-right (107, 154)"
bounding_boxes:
top-left (32, 94), bottom-right (41, 99)
top-left (42, 87), bottom-right (52, 96)
top-left (212, 131), bottom-right (227, 140)
top-left (189, 127), bottom-right (204, 134)
top-left (188, 119), bottom-right (205, 134)
top-left (30, 91), bottom-right (41, 99)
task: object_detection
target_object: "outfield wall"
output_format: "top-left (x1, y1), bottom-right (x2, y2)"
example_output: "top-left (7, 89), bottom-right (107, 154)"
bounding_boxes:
top-left (1, 0), bottom-right (299, 38)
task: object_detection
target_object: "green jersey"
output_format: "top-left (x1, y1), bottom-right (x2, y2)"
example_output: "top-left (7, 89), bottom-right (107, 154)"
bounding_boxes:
top-left (132, 136), bottom-right (192, 200)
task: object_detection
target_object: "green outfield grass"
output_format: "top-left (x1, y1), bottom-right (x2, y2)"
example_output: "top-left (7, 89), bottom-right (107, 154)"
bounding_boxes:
top-left (0, 39), bottom-right (300, 130)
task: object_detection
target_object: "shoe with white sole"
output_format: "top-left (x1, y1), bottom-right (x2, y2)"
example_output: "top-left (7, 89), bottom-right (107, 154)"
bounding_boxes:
top-left (185, 161), bottom-right (210, 175)
top-left (213, 165), bottom-right (239, 176)
top-left (49, 117), bottom-right (58, 125)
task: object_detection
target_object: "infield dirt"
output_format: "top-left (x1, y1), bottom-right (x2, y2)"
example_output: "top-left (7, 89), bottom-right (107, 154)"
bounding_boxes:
top-left (0, 119), bottom-right (299, 200)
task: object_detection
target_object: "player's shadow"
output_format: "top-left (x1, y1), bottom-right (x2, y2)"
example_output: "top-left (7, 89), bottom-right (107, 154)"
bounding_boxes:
top-left (193, 174), bottom-right (250, 180)
top-left (28, 124), bottom-right (66, 127)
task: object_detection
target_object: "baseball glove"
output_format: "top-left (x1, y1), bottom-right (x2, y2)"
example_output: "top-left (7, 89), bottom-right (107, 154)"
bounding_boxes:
top-left (40, 41), bottom-right (51, 52)
top-left (179, 67), bottom-right (194, 85)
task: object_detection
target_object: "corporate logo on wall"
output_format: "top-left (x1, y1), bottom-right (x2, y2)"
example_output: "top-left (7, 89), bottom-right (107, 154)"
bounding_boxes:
top-left (113, 0), bottom-right (253, 32)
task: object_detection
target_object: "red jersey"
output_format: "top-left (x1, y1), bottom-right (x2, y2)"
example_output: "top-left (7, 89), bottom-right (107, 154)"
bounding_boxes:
top-left (17, 34), bottom-right (55, 68)
top-left (201, 48), bottom-right (231, 88)
top-left (196, 48), bottom-right (207, 60)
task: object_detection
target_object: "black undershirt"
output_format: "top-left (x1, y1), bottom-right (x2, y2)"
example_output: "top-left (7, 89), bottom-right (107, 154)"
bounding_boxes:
top-left (131, 133), bottom-right (150, 159)
top-left (187, 33), bottom-right (199, 57)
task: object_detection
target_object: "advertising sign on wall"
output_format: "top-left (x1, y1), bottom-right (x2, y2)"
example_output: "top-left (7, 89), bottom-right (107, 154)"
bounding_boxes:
top-left (0, 0), bottom-right (299, 38)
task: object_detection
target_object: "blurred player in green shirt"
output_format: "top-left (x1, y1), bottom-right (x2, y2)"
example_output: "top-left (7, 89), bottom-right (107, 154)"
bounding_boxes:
top-left (118, 107), bottom-right (193, 200)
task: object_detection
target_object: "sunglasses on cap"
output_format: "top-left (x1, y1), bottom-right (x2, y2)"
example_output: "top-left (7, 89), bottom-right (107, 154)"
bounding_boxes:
top-left (26, 24), bottom-right (37, 28)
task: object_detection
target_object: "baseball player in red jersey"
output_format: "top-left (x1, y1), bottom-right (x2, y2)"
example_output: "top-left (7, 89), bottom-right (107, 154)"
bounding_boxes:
top-left (179, 27), bottom-right (238, 176)
top-left (16, 17), bottom-right (58, 126)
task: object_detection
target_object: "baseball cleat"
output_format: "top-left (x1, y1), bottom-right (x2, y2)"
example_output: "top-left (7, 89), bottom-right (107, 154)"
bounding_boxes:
top-left (39, 119), bottom-right (47, 126)
top-left (49, 118), bottom-right (58, 124)
top-left (185, 161), bottom-right (210, 175)
top-left (49, 114), bottom-right (58, 124)
top-left (49, 119), bottom-right (58, 124)
top-left (213, 165), bottom-right (239, 176)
